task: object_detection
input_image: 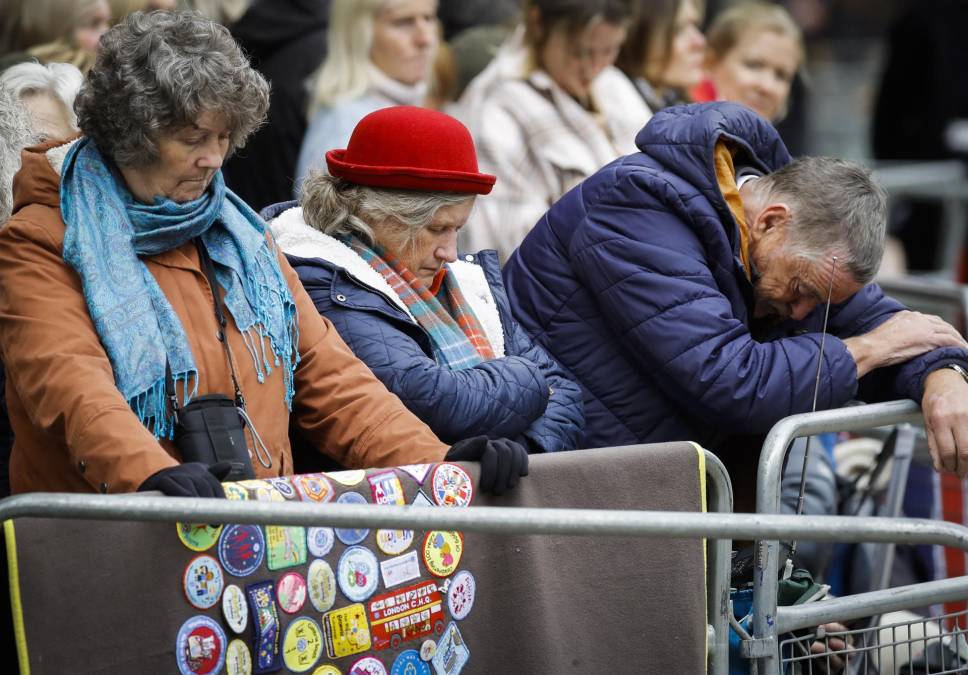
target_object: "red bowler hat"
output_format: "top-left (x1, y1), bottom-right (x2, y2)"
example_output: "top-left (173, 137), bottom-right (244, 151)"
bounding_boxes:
top-left (326, 106), bottom-right (496, 195)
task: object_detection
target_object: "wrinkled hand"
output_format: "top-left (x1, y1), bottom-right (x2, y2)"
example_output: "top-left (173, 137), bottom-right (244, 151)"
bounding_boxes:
top-left (844, 311), bottom-right (968, 378)
top-left (923, 368), bottom-right (968, 476)
top-left (446, 436), bottom-right (529, 496)
top-left (138, 461), bottom-right (232, 498)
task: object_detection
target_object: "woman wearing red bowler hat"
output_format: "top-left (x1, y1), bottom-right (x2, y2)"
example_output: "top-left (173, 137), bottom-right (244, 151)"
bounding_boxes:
top-left (265, 106), bottom-right (585, 461)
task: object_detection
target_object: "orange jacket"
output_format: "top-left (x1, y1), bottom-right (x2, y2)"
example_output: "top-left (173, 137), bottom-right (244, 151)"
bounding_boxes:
top-left (0, 139), bottom-right (448, 494)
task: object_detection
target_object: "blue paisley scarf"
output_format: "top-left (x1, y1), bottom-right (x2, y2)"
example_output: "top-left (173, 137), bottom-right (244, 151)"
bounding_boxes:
top-left (61, 137), bottom-right (299, 439)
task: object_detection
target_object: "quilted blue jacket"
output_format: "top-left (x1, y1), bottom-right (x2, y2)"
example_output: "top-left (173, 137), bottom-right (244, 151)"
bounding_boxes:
top-left (503, 102), bottom-right (968, 450)
top-left (265, 203), bottom-right (584, 452)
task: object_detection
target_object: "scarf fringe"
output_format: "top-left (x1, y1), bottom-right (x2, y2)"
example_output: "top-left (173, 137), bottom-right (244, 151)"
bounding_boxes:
top-left (131, 370), bottom-right (198, 440)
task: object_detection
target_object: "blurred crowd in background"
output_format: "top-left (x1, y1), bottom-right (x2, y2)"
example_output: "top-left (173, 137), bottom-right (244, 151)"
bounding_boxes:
top-left (1, 0), bottom-right (966, 281)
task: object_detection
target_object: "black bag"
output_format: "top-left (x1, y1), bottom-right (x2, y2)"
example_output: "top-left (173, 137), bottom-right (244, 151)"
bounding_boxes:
top-left (173, 394), bottom-right (254, 482)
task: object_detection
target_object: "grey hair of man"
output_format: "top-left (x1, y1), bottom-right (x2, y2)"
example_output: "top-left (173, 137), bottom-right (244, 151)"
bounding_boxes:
top-left (75, 9), bottom-right (269, 169)
top-left (301, 171), bottom-right (472, 248)
top-left (0, 61), bottom-right (84, 136)
top-left (0, 84), bottom-right (34, 223)
top-left (760, 156), bottom-right (887, 284)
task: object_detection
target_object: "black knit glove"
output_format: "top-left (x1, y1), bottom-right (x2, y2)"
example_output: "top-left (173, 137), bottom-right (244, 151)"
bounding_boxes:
top-left (137, 461), bottom-right (232, 498)
top-left (445, 436), bottom-right (529, 496)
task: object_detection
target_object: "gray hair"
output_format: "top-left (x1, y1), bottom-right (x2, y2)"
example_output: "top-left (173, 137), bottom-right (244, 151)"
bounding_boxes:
top-left (300, 171), bottom-right (471, 246)
top-left (0, 84), bottom-right (35, 223)
top-left (763, 156), bottom-right (887, 284)
top-left (0, 61), bottom-right (84, 136)
top-left (75, 9), bottom-right (269, 168)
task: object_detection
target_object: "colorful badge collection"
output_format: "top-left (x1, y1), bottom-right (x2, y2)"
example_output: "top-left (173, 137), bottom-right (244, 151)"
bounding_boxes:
top-left (174, 465), bottom-right (477, 675)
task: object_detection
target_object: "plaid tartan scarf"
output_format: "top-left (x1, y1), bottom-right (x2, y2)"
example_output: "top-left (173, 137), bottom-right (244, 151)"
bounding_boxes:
top-left (347, 237), bottom-right (495, 370)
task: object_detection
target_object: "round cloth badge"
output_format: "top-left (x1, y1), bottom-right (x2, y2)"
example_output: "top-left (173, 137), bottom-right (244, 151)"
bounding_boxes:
top-left (222, 584), bottom-right (249, 634)
top-left (176, 615), bottom-right (227, 675)
top-left (277, 571), bottom-right (308, 614)
top-left (218, 524), bottom-right (266, 577)
top-left (337, 546), bottom-right (379, 602)
top-left (430, 463), bottom-right (474, 508)
top-left (447, 570), bottom-right (476, 620)
top-left (266, 476), bottom-right (300, 500)
top-left (327, 469), bottom-right (366, 487)
top-left (390, 650), bottom-right (430, 675)
top-left (295, 473), bottom-right (336, 503)
top-left (375, 529), bottom-right (413, 556)
top-left (224, 638), bottom-right (252, 675)
top-left (183, 555), bottom-right (224, 610)
top-left (312, 667), bottom-right (342, 675)
top-left (307, 527), bottom-right (335, 558)
top-left (421, 531), bottom-right (464, 578)
top-left (283, 616), bottom-right (324, 673)
top-left (419, 640), bottom-right (436, 662)
top-left (348, 656), bottom-right (387, 675)
top-left (177, 523), bottom-right (223, 552)
top-left (223, 483), bottom-right (249, 501)
top-left (334, 492), bottom-right (370, 545)
top-left (307, 559), bottom-right (337, 612)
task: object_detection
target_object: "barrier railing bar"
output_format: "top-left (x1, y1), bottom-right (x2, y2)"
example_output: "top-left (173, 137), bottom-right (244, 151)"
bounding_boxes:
top-left (775, 576), bottom-right (968, 633)
top-left (706, 452), bottom-right (734, 675)
top-left (1, 493), bottom-right (966, 550)
top-left (753, 399), bottom-right (924, 673)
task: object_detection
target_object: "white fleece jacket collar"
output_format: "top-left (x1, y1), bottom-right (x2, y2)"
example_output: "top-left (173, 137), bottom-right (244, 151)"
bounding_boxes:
top-left (269, 206), bottom-right (506, 357)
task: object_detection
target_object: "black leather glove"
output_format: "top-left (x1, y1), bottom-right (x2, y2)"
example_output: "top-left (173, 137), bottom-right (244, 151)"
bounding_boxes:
top-left (137, 461), bottom-right (232, 498)
top-left (445, 436), bottom-right (529, 496)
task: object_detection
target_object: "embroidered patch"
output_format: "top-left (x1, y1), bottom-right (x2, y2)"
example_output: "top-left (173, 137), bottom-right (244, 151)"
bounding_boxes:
top-left (176, 615), bottom-right (227, 675)
top-left (246, 580), bottom-right (282, 673)
top-left (376, 529), bottom-right (414, 556)
top-left (294, 473), bottom-right (336, 503)
top-left (327, 469), bottom-right (366, 487)
top-left (421, 532), bottom-right (463, 578)
top-left (390, 650), bottom-right (431, 675)
top-left (397, 464), bottom-right (432, 485)
top-left (323, 603), bottom-right (371, 658)
top-left (419, 640), bottom-right (436, 662)
top-left (183, 554), bottom-right (224, 610)
top-left (430, 464), bottom-right (473, 508)
top-left (222, 584), bottom-right (249, 634)
top-left (348, 656), bottom-right (387, 675)
top-left (307, 559), bottom-right (338, 613)
top-left (307, 527), bottom-right (336, 558)
top-left (411, 490), bottom-right (434, 507)
top-left (224, 483), bottom-right (250, 501)
top-left (368, 579), bottom-right (445, 651)
top-left (177, 523), bottom-right (223, 552)
top-left (266, 476), bottom-right (300, 501)
top-left (380, 550), bottom-right (421, 589)
top-left (431, 622), bottom-right (469, 675)
top-left (446, 571), bottom-right (475, 621)
top-left (312, 667), bottom-right (342, 675)
top-left (334, 492), bottom-right (370, 545)
top-left (277, 571), bottom-right (308, 614)
top-left (265, 525), bottom-right (308, 570)
top-left (369, 470), bottom-right (406, 506)
top-left (224, 638), bottom-right (252, 675)
top-left (235, 479), bottom-right (285, 502)
top-left (218, 524), bottom-right (266, 577)
top-left (338, 545), bottom-right (379, 602)
top-left (283, 616), bottom-right (324, 673)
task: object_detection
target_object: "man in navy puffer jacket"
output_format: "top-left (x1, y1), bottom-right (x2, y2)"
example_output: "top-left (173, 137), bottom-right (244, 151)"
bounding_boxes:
top-left (504, 102), bottom-right (968, 498)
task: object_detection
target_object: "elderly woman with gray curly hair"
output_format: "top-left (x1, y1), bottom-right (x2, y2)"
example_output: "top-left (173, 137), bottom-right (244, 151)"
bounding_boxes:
top-left (265, 106), bottom-right (585, 458)
top-left (0, 10), bottom-right (529, 498)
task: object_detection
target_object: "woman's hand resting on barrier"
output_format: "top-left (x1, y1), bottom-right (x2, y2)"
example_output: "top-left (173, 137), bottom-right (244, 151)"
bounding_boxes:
top-left (445, 436), bottom-right (529, 495)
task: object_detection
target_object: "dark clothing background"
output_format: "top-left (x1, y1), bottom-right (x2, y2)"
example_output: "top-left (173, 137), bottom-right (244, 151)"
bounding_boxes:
top-left (437, 0), bottom-right (520, 40)
top-left (223, 0), bottom-right (330, 212)
top-left (872, 0), bottom-right (968, 270)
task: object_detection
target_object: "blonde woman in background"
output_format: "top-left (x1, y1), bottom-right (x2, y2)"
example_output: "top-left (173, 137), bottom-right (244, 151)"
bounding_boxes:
top-left (1, 0), bottom-right (111, 73)
top-left (616, 0), bottom-right (706, 112)
top-left (458, 0), bottom-right (650, 262)
top-left (692, 1), bottom-right (803, 123)
top-left (295, 0), bottom-right (439, 193)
